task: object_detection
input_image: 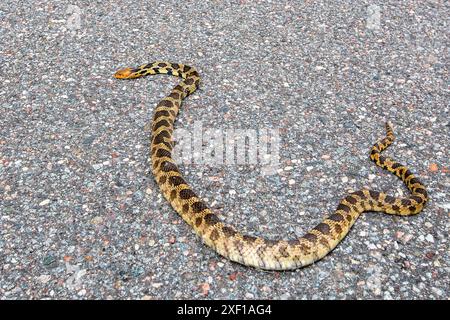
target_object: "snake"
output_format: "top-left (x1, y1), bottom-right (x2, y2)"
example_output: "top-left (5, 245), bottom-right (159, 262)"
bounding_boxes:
top-left (113, 61), bottom-right (429, 270)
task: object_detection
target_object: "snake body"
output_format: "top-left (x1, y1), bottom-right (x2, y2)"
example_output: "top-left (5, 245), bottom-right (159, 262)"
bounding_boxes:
top-left (114, 62), bottom-right (428, 270)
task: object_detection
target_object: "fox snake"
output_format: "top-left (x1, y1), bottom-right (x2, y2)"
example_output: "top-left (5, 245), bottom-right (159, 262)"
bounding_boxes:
top-left (114, 61), bottom-right (428, 270)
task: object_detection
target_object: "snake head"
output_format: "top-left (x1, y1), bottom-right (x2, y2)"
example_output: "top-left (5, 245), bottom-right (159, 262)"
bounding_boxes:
top-left (114, 68), bottom-right (137, 79)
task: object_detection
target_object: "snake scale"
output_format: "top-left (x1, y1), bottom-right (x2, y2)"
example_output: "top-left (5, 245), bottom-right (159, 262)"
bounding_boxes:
top-left (114, 61), bottom-right (428, 270)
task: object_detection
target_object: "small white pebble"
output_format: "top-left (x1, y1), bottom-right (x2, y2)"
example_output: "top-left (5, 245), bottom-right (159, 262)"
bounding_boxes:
top-left (395, 231), bottom-right (404, 239)
top-left (288, 179), bottom-right (296, 185)
top-left (437, 203), bottom-right (450, 210)
top-left (425, 234), bottom-right (434, 243)
top-left (36, 275), bottom-right (51, 284)
top-left (91, 216), bottom-right (103, 224)
top-left (306, 166), bottom-right (313, 172)
top-left (284, 166), bottom-right (293, 171)
top-left (402, 234), bottom-right (414, 243)
top-left (341, 176), bottom-right (349, 183)
top-left (431, 287), bottom-right (443, 296)
top-left (39, 199), bottom-right (50, 206)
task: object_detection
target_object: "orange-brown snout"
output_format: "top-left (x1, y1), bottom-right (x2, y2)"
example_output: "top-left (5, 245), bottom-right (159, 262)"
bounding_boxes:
top-left (113, 68), bottom-right (135, 79)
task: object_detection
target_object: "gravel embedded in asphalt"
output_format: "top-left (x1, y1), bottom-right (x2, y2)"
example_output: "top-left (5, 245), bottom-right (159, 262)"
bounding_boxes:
top-left (0, 0), bottom-right (448, 299)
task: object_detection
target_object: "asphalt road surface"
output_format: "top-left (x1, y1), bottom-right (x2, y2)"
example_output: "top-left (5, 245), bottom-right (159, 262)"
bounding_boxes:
top-left (0, 1), bottom-right (448, 299)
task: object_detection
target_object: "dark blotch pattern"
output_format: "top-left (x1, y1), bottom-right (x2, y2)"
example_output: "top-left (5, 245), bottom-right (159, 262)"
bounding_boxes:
top-left (159, 176), bottom-right (167, 185)
top-left (288, 239), bottom-right (301, 246)
top-left (401, 199), bottom-right (412, 206)
top-left (404, 169), bottom-right (413, 178)
top-left (156, 148), bottom-right (171, 158)
top-left (160, 161), bottom-right (178, 172)
top-left (169, 92), bottom-right (180, 100)
top-left (243, 235), bottom-right (257, 243)
top-left (352, 190), bottom-right (365, 198)
top-left (179, 188), bottom-right (196, 200)
top-left (222, 226), bottom-right (237, 237)
top-left (314, 223), bottom-right (331, 235)
top-left (204, 213), bottom-right (220, 226)
top-left (210, 229), bottom-right (219, 241)
top-left (169, 176), bottom-right (186, 187)
top-left (279, 246), bottom-right (290, 258)
top-left (303, 233), bottom-right (317, 243)
top-left (391, 163), bottom-right (401, 169)
top-left (345, 195), bottom-right (357, 205)
top-left (337, 203), bottom-right (351, 213)
top-left (329, 213), bottom-right (344, 221)
top-left (369, 190), bottom-right (380, 200)
top-left (158, 100), bottom-right (173, 108)
top-left (415, 188), bottom-right (427, 196)
top-left (153, 110), bottom-right (170, 120)
top-left (192, 201), bottom-right (207, 213)
top-left (153, 119), bottom-right (170, 131)
top-left (153, 131), bottom-right (170, 145)
top-left (319, 238), bottom-right (330, 249)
